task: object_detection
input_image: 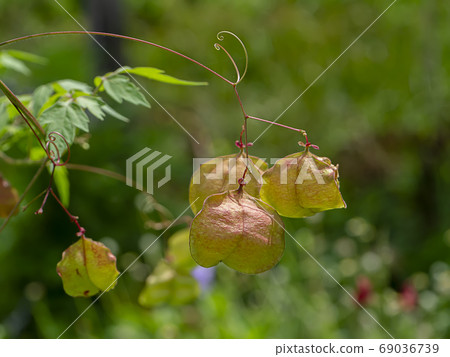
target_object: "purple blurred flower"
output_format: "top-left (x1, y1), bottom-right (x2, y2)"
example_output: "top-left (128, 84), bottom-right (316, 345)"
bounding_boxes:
top-left (191, 266), bottom-right (216, 291)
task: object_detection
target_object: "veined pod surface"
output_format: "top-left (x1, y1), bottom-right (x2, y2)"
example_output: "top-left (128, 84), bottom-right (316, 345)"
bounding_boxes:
top-left (260, 149), bottom-right (346, 218)
top-left (57, 237), bottom-right (119, 297)
top-left (189, 188), bottom-right (285, 274)
top-left (189, 152), bottom-right (267, 214)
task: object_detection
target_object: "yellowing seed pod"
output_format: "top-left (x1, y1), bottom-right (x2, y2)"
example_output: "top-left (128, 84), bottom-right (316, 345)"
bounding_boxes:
top-left (260, 149), bottom-right (346, 218)
top-left (57, 237), bottom-right (119, 297)
top-left (189, 152), bottom-right (267, 214)
top-left (189, 188), bottom-right (285, 274)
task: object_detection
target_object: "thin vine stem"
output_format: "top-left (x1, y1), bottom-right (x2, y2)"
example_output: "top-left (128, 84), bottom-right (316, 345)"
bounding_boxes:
top-left (0, 31), bottom-right (234, 85)
top-left (50, 189), bottom-right (85, 236)
top-left (35, 163), bottom-right (56, 215)
top-left (66, 163), bottom-right (128, 183)
top-left (247, 115), bottom-right (306, 134)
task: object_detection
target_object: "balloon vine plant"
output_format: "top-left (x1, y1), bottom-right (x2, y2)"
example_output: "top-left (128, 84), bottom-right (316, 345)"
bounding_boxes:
top-left (0, 30), bottom-right (345, 300)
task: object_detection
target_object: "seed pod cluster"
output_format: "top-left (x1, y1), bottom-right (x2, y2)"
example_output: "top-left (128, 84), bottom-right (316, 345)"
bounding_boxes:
top-left (187, 143), bottom-right (346, 275)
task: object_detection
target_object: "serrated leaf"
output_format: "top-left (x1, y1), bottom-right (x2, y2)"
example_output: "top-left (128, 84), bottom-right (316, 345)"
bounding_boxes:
top-left (101, 104), bottom-right (130, 122)
top-left (53, 165), bottom-right (70, 207)
top-left (120, 66), bottom-right (208, 86)
top-left (38, 103), bottom-right (75, 155)
top-left (103, 75), bottom-right (150, 107)
top-left (57, 237), bottom-right (120, 297)
top-left (76, 96), bottom-right (105, 120)
top-left (56, 80), bottom-right (93, 93)
top-left (67, 102), bottom-right (90, 132)
top-left (32, 84), bottom-right (53, 116)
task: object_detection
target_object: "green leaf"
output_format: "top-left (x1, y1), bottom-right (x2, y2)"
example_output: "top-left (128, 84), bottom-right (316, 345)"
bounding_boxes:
top-left (38, 93), bottom-right (64, 114)
top-left (57, 237), bottom-right (120, 297)
top-left (4, 50), bottom-right (47, 65)
top-left (53, 165), bottom-right (70, 207)
top-left (0, 53), bottom-right (30, 75)
top-left (38, 103), bottom-right (75, 155)
top-left (29, 146), bottom-right (48, 161)
top-left (56, 80), bottom-right (93, 93)
top-left (120, 66), bottom-right (208, 86)
top-left (39, 101), bottom-right (90, 153)
top-left (103, 75), bottom-right (150, 107)
top-left (76, 96), bottom-right (105, 120)
top-left (101, 104), bottom-right (130, 122)
top-left (32, 84), bottom-right (53, 116)
top-left (67, 102), bottom-right (90, 132)
top-left (0, 104), bottom-right (7, 128)
top-left (94, 76), bottom-right (103, 89)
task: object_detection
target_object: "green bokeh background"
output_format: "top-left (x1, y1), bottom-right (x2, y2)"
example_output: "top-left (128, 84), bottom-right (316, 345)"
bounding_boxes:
top-left (0, 0), bottom-right (449, 338)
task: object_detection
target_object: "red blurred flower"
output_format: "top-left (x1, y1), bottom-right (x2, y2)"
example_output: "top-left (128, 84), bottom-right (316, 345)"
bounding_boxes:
top-left (399, 282), bottom-right (417, 311)
top-left (355, 276), bottom-right (372, 305)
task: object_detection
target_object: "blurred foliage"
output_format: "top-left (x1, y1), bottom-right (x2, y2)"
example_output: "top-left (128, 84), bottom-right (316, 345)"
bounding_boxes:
top-left (0, 0), bottom-right (449, 338)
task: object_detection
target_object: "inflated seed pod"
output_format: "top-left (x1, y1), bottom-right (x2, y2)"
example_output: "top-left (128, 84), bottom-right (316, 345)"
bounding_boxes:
top-left (56, 237), bottom-right (120, 297)
top-left (260, 149), bottom-right (346, 218)
top-left (189, 188), bottom-right (285, 274)
top-left (189, 152), bottom-right (267, 214)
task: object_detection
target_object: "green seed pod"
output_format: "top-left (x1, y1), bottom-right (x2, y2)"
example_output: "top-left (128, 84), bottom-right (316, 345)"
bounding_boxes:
top-left (138, 261), bottom-right (200, 307)
top-left (56, 237), bottom-right (120, 297)
top-left (189, 188), bottom-right (285, 274)
top-left (189, 152), bottom-right (267, 214)
top-left (260, 149), bottom-right (346, 218)
top-left (0, 175), bottom-right (19, 218)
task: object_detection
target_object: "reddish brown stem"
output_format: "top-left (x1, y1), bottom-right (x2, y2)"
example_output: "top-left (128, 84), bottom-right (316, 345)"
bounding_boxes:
top-left (0, 31), bottom-right (234, 85)
top-left (50, 189), bottom-right (85, 236)
top-left (247, 115), bottom-right (305, 134)
top-left (35, 164), bottom-right (55, 215)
